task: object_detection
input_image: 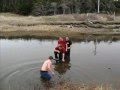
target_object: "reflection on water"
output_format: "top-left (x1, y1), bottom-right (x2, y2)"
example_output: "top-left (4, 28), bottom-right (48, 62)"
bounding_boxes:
top-left (54, 62), bottom-right (71, 75)
top-left (0, 39), bottom-right (120, 90)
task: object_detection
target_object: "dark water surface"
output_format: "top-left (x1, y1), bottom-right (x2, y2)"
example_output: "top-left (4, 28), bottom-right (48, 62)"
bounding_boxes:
top-left (0, 39), bottom-right (120, 90)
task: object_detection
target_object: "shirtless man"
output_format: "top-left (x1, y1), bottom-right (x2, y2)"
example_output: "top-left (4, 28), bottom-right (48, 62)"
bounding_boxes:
top-left (40, 56), bottom-right (54, 80)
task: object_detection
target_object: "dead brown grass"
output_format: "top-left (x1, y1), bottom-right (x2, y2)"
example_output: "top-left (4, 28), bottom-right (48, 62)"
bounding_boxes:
top-left (0, 13), bottom-right (120, 39)
top-left (51, 81), bottom-right (115, 90)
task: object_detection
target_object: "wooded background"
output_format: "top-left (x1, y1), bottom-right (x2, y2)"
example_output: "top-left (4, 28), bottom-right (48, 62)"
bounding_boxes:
top-left (0, 0), bottom-right (120, 15)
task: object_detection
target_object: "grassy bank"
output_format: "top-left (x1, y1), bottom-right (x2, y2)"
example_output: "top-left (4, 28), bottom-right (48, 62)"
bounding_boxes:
top-left (0, 13), bottom-right (120, 40)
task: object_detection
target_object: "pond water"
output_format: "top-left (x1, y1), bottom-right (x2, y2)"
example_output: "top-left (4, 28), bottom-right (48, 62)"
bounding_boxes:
top-left (0, 39), bottom-right (120, 90)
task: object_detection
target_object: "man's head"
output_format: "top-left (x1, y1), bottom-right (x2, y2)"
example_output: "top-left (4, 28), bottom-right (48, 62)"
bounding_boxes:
top-left (66, 37), bottom-right (69, 41)
top-left (59, 37), bottom-right (63, 41)
top-left (48, 56), bottom-right (53, 60)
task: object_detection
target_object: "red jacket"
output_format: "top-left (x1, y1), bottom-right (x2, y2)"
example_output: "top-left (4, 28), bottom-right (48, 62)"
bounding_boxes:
top-left (54, 46), bottom-right (66, 54)
top-left (58, 39), bottom-right (66, 50)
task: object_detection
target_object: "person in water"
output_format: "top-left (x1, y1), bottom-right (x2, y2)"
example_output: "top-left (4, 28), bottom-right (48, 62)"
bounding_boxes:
top-left (65, 37), bottom-right (72, 57)
top-left (57, 37), bottom-right (66, 51)
top-left (40, 56), bottom-right (54, 80)
top-left (54, 44), bottom-right (66, 63)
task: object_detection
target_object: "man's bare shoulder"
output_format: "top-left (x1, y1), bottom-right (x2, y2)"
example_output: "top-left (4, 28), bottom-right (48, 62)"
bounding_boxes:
top-left (45, 59), bottom-right (52, 64)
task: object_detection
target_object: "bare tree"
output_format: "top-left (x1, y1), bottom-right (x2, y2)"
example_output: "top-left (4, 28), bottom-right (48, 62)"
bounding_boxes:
top-left (51, 2), bottom-right (57, 15)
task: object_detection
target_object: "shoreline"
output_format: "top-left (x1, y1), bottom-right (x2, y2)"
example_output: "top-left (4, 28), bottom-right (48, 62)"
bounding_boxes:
top-left (0, 13), bottom-right (120, 40)
top-left (1, 30), bottom-right (120, 41)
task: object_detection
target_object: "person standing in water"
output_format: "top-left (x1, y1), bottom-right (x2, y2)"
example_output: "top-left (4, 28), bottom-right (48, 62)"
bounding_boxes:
top-left (65, 37), bottom-right (72, 58)
top-left (58, 37), bottom-right (66, 51)
top-left (40, 56), bottom-right (54, 80)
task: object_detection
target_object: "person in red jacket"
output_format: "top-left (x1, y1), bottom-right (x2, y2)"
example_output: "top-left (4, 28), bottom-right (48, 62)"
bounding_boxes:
top-left (54, 44), bottom-right (66, 63)
top-left (58, 37), bottom-right (63, 45)
top-left (57, 37), bottom-right (66, 51)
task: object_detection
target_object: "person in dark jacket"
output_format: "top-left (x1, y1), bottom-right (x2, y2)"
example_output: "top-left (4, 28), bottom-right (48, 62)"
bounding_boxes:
top-left (65, 37), bottom-right (72, 58)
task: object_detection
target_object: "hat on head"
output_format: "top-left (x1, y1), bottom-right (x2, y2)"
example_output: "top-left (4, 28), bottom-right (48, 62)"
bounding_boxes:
top-left (49, 56), bottom-right (53, 60)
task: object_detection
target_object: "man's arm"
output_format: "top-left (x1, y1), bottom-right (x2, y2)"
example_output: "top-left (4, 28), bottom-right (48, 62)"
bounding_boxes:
top-left (66, 43), bottom-right (68, 51)
top-left (68, 46), bottom-right (71, 49)
top-left (48, 62), bottom-right (54, 75)
top-left (54, 49), bottom-right (60, 53)
top-left (68, 41), bottom-right (72, 49)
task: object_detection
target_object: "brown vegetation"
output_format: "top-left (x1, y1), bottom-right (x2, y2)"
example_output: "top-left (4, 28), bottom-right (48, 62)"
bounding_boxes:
top-left (0, 13), bottom-right (120, 40)
top-left (49, 81), bottom-right (116, 90)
